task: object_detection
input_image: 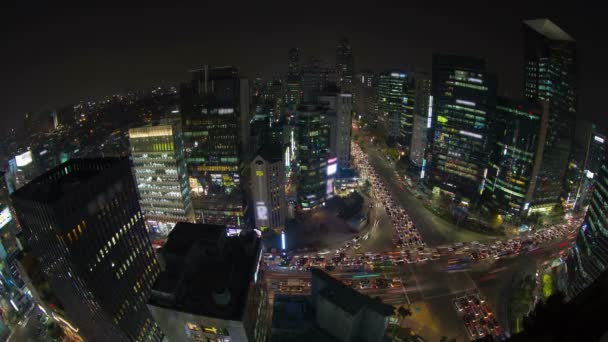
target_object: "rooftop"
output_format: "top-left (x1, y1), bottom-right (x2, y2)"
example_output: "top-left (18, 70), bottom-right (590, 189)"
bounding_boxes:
top-left (11, 158), bottom-right (127, 204)
top-left (524, 19), bottom-right (574, 42)
top-left (311, 268), bottom-right (394, 316)
top-left (149, 222), bottom-right (260, 321)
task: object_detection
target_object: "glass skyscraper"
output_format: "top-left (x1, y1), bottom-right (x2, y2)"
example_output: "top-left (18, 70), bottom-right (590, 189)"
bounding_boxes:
top-left (295, 104), bottom-right (330, 209)
top-left (129, 121), bottom-right (194, 236)
top-left (523, 19), bottom-right (576, 211)
top-left (11, 158), bottom-right (163, 341)
top-left (180, 66), bottom-right (248, 228)
top-left (425, 54), bottom-right (496, 202)
top-left (483, 97), bottom-right (546, 217)
top-left (377, 71), bottom-right (412, 145)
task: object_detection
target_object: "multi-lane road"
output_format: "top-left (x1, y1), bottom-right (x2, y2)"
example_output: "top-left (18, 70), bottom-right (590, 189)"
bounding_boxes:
top-left (266, 127), bottom-right (580, 341)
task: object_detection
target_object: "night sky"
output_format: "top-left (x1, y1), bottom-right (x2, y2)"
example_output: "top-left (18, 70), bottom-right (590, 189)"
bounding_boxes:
top-left (1, 2), bottom-right (605, 131)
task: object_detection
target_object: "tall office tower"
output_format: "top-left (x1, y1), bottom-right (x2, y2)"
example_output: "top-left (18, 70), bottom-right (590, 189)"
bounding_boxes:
top-left (180, 66), bottom-right (248, 228)
top-left (129, 121), bottom-right (195, 235)
top-left (409, 72), bottom-right (432, 167)
top-left (319, 93), bottom-right (353, 170)
top-left (271, 80), bottom-right (285, 120)
top-left (574, 124), bottom-right (607, 210)
top-left (377, 71), bottom-right (412, 145)
top-left (425, 54), bottom-right (497, 202)
top-left (10, 158), bottom-right (163, 342)
top-left (251, 148), bottom-right (287, 233)
top-left (336, 37), bottom-right (354, 94)
top-left (286, 48), bottom-right (303, 110)
top-left (482, 97), bottom-right (549, 217)
top-left (288, 48), bottom-right (301, 77)
top-left (565, 153), bottom-right (608, 298)
top-left (295, 104), bottom-right (331, 209)
top-left (523, 19), bottom-right (576, 211)
top-left (301, 58), bottom-right (336, 103)
top-left (354, 70), bottom-right (374, 116)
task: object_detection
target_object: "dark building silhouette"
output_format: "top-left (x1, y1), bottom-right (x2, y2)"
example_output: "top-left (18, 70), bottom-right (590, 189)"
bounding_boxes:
top-left (11, 158), bottom-right (163, 341)
top-left (523, 19), bottom-right (577, 210)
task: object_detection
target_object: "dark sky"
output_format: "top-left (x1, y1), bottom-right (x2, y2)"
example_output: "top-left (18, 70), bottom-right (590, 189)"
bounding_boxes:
top-left (1, 2), bottom-right (606, 131)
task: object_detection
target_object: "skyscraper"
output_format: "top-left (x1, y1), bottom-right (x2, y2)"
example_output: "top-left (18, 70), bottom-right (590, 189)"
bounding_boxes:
top-left (180, 66), bottom-right (248, 228)
top-left (425, 54), bottom-right (497, 202)
top-left (301, 58), bottom-right (336, 103)
top-left (286, 48), bottom-right (303, 110)
top-left (377, 71), bottom-right (411, 144)
top-left (11, 158), bottom-right (163, 341)
top-left (336, 37), bottom-right (354, 94)
top-left (483, 97), bottom-right (548, 217)
top-left (409, 72), bottom-right (432, 167)
top-left (319, 93), bottom-right (353, 170)
top-left (129, 121), bottom-right (195, 236)
top-left (523, 19), bottom-right (576, 211)
top-left (295, 104), bottom-right (331, 209)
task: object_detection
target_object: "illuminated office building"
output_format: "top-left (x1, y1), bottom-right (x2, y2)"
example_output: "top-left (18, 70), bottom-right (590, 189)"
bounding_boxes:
top-left (129, 121), bottom-right (194, 235)
top-left (483, 97), bottom-right (548, 217)
top-left (425, 54), bottom-right (496, 202)
top-left (180, 66), bottom-right (248, 228)
top-left (11, 158), bottom-right (163, 342)
top-left (251, 149), bottom-right (286, 233)
top-left (409, 72), bottom-right (432, 167)
top-left (523, 19), bottom-right (576, 210)
top-left (295, 104), bottom-right (331, 209)
top-left (319, 93), bottom-right (353, 170)
top-left (377, 71), bottom-right (413, 145)
top-left (566, 155), bottom-right (608, 298)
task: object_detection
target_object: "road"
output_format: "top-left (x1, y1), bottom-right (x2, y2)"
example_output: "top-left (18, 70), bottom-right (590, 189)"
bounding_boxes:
top-left (362, 138), bottom-right (494, 246)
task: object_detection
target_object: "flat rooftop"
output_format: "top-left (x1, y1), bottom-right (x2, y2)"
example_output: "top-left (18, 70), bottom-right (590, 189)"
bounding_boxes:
top-left (11, 158), bottom-right (127, 204)
top-left (149, 222), bottom-right (260, 321)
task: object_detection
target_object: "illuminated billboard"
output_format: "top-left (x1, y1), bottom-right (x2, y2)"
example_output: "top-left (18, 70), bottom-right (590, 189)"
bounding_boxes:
top-left (256, 204), bottom-right (268, 220)
top-left (0, 207), bottom-right (12, 229)
top-left (326, 178), bottom-right (335, 198)
top-left (15, 151), bottom-right (33, 167)
top-left (327, 157), bottom-right (338, 176)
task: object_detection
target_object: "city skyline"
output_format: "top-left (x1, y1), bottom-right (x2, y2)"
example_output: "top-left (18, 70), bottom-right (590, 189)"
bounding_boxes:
top-left (1, 3), bottom-right (606, 132)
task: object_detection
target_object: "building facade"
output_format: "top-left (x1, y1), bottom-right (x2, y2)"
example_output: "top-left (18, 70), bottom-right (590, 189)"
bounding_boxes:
top-left (295, 104), bottom-right (331, 209)
top-left (523, 19), bottom-right (577, 211)
top-left (425, 54), bottom-right (496, 202)
top-left (251, 151), bottom-right (287, 233)
top-left (336, 37), bottom-right (354, 94)
top-left (180, 66), bottom-right (248, 228)
top-left (409, 72), bottom-right (432, 167)
top-left (377, 71), bottom-right (412, 145)
top-left (11, 158), bottom-right (163, 342)
top-left (319, 93), bottom-right (353, 170)
top-left (483, 97), bottom-right (548, 217)
top-left (129, 121), bottom-right (194, 235)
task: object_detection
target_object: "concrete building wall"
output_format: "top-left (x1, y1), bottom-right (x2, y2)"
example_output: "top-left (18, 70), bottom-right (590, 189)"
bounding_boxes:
top-left (147, 304), bottom-right (248, 342)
